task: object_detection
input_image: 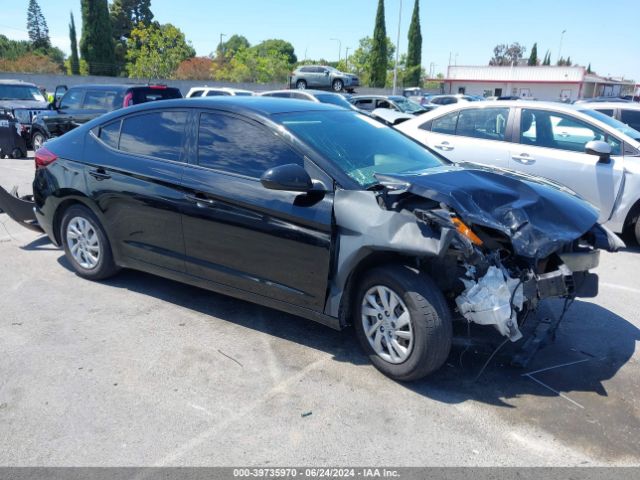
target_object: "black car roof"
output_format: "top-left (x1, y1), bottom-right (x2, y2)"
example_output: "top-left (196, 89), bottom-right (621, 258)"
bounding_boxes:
top-left (117, 96), bottom-right (344, 117)
top-left (67, 84), bottom-right (180, 91)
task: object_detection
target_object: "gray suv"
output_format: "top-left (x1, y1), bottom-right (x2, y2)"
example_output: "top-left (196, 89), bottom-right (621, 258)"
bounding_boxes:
top-left (290, 65), bottom-right (359, 92)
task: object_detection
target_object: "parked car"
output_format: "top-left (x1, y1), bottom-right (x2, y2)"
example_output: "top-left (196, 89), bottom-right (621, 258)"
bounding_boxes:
top-left (574, 97), bottom-right (631, 104)
top-left (186, 87), bottom-right (254, 98)
top-left (426, 94), bottom-right (484, 106)
top-left (349, 95), bottom-right (428, 115)
top-left (583, 102), bottom-right (640, 132)
top-left (0, 97), bottom-right (620, 380)
top-left (396, 100), bottom-right (640, 244)
top-left (290, 65), bottom-right (359, 92)
top-left (259, 89), bottom-right (358, 110)
top-left (30, 84), bottom-right (182, 150)
top-left (0, 79), bottom-right (50, 146)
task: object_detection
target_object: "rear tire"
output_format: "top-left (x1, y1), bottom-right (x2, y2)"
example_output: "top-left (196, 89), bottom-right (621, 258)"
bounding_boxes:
top-left (296, 80), bottom-right (307, 90)
top-left (61, 205), bottom-right (119, 281)
top-left (634, 217), bottom-right (640, 246)
top-left (10, 148), bottom-right (23, 159)
top-left (332, 79), bottom-right (344, 92)
top-left (354, 264), bottom-right (452, 381)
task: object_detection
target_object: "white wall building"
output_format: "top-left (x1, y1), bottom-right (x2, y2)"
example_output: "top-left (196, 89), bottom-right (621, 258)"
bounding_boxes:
top-left (444, 66), bottom-right (635, 101)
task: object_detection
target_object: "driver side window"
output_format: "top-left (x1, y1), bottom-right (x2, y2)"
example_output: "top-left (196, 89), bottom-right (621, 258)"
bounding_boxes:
top-left (59, 89), bottom-right (84, 110)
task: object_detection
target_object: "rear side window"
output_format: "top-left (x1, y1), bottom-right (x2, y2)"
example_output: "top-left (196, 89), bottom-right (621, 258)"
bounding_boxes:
top-left (354, 99), bottom-right (374, 111)
top-left (119, 111), bottom-right (187, 162)
top-left (595, 109), bottom-right (614, 117)
top-left (190, 90), bottom-right (204, 97)
top-left (429, 111), bottom-right (459, 134)
top-left (206, 90), bottom-right (230, 96)
top-left (98, 120), bottom-right (121, 148)
top-left (197, 112), bottom-right (303, 178)
top-left (621, 110), bottom-right (640, 130)
top-left (83, 90), bottom-right (118, 111)
top-left (130, 87), bottom-right (182, 104)
top-left (455, 108), bottom-right (509, 141)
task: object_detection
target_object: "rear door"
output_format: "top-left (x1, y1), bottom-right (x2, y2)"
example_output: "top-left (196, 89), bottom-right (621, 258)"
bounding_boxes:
top-left (409, 107), bottom-right (513, 168)
top-left (86, 109), bottom-right (188, 271)
top-left (180, 110), bottom-right (334, 311)
top-left (510, 107), bottom-right (624, 222)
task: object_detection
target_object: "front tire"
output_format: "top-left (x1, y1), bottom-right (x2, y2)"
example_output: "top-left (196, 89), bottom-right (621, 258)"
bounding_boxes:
top-left (332, 79), bottom-right (344, 92)
top-left (32, 131), bottom-right (46, 151)
top-left (61, 205), bottom-right (119, 281)
top-left (296, 80), bottom-right (307, 90)
top-left (354, 264), bottom-right (452, 381)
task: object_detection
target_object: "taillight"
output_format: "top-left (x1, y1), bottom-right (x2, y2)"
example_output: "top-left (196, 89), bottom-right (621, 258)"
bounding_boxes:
top-left (123, 92), bottom-right (133, 107)
top-left (35, 147), bottom-right (57, 169)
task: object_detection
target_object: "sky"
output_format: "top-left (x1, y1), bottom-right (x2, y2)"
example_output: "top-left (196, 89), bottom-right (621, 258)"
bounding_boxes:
top-left (1, 0), bottom-right (639, 81)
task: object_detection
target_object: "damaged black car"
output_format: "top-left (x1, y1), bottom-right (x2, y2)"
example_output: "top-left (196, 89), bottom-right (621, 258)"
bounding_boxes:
top-left (0, 98), bottom-right (624, 381)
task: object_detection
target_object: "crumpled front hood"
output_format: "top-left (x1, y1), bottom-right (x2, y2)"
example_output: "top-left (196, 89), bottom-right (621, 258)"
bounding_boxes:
top-left (376, 165), bottom-right (600, 259)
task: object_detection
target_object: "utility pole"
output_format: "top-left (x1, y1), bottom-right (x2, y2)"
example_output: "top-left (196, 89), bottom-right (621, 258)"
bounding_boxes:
top-left (218, 33), bottom-right (226, 58)
top-left (344, 47), bottom-right (350, 70)
top-left (392, 0), bottom-right (402, 95)
top-left (558, 29), bottom-right (566, 64)
top-left (330, 38), bottom-right (342, 64)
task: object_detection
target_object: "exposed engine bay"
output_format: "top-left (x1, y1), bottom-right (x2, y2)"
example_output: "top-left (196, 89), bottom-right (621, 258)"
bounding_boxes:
top-left (329, 166), bottom-right (624, 349)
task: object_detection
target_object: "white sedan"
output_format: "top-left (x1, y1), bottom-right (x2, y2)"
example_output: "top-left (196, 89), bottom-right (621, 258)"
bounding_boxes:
top-left (396, 100), bottom-right (640, 244)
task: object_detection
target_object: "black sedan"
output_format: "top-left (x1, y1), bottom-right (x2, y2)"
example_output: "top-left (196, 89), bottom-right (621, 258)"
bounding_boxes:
top-left (4, 97), bottom-right (622, 381)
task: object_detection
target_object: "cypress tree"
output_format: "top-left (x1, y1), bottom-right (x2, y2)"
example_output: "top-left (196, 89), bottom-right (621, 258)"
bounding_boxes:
top-left (405, 0), bottom-right (422, 87)
top-left (587, 63), bottom-right (592, 74)
top-left (27, 0), bottom-right (50, 50)
top-left (528, 43), bottom-right (538, 66)
top-left (69, 12), bottom-right (80, 75)
top-left (80, 0), bottom-right (116, 76)
top-left (543, 50), bottom-right (551, 65)
top-left (369, 0), bottom-right (388, 88)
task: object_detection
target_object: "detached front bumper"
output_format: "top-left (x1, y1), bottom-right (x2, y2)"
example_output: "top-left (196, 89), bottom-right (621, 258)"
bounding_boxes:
top-left (0, 185), bottom-right (43, 233)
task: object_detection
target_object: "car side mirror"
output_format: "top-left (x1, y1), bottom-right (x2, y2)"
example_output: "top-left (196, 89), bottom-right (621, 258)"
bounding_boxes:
top-left (585, 140), bottom-right (612, 164)
top-left (261, 164), bottom-right (313, 192)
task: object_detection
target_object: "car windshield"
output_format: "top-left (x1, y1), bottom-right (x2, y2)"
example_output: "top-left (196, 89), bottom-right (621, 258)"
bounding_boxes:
top-left (314, 94), bottom-right (356, 110)
top-left (274, 110), bottom-right (444, 187)
top-left (391, 97), bottom-right (425, 113)
top-left (580, 109), bottom-right (640, 141)
top-left (0, 84), bottom-right (46, 101)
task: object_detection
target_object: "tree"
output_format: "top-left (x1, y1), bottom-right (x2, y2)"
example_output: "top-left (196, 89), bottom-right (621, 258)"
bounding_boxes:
top-left (253, 39), bottom-right (297, 65)
top-left (27, 0), bottom-right (50, 50)
top-left (211, 46), bottom-right (291, 84)
top-left (217, 34), bottom-right (250, 58)
top-left (587, 63), bottom-right (592, 74)
top-left (556, 56), bottom-right (572, 66)
top-left (542, 50), bottom-right (551, 65)
top-left (126, 23), bottom-right (195, 79)
top-left (81, 0), bottom-right (117, 75)
top-left (110, 0), bottom-right (154, 75)
top-left (404, 0), bottom-right (422, 87)
top-left (370, 0), bottom-right (388, 87)
top-left (528, 42), bottom-right (538, 66)
top-left (348, 36), bottom-right (395, 86)
top-left (489, 42), bottom-right (526, 66)
top-left (0, 53), bottom-right (61, 74)
top-left (69, 12), bottom-right (80, 75)
top-left (176, 56), bottom-right (213, 80)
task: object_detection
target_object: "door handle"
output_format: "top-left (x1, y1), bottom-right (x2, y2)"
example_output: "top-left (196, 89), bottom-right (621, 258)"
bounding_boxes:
top-left (184, 193), bottom-right (217, 208)
top-left (434, 141), bottom-right (454, 151)
top-left (88, 168), bottom-right (111, 180)
top-left (512, 153), bottom-right (536, 164)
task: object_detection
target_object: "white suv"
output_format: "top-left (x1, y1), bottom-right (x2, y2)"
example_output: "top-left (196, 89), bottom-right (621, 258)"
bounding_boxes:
top-left (186, 87), bottom-right (254, 98)
top-left (397, 100), bottom-right (640, 243)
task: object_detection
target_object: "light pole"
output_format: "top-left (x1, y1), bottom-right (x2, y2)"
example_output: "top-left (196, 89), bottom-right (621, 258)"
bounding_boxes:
top-left (392, 0), bottom-right (402, 94)
top-left (218, 33), bottom-right (226, 58)
top-left (330, 38), bottom-right (342, 64)
top-left (344, 47), bottom-right (350, 70)
top-left (558, 29), bottom-right (566, 64)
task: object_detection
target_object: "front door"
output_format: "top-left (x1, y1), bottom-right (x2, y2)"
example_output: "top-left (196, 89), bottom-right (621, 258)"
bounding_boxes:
top-left (510, 108), bottom-right (624, 222)
top-left (180, 110), bottom-right (334, 311)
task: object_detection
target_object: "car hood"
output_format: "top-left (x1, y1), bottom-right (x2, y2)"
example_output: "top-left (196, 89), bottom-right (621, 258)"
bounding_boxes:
top-left (0, 99), bottom-right (49, 110)
top-left (376, 165), bottom-right (600, 259)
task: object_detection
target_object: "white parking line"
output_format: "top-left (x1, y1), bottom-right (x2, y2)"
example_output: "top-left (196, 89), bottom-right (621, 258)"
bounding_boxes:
top-left (600, 282), bottom-right (640, 295)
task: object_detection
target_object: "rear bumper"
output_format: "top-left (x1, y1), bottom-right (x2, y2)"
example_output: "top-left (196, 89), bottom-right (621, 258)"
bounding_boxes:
top-left (0, 185), bottom-right (43, 233)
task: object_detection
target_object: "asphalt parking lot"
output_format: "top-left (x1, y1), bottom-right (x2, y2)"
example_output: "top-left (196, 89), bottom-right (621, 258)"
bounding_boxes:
top-left (1, 154), bottom-right (639, 466)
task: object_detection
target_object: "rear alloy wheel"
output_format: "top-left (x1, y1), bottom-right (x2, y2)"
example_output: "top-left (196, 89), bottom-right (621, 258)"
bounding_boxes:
top-left (354, 264), bottom-right (452, 381)
top-left (332, 79), bottom-right (344, 92)
top-left (61, 205), bottom-right (119, 280)
top-left (32, 132), bottom-right (45, 151)
top-left (296, 80), bottom-right (307, 90)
